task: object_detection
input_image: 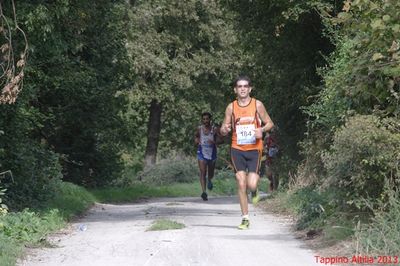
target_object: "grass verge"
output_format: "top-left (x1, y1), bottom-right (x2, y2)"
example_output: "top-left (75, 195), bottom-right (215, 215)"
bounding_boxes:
top-left (91, 182), bottom-right (200, 203)
top-left (0, 182), bottom-right (95, 266)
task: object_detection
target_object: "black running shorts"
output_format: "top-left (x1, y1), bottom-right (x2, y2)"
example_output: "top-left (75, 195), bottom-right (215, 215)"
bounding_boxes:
top-left (231, 148), bottom-right (262, 174)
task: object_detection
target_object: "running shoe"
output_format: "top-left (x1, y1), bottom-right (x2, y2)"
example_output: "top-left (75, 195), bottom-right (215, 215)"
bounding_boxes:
top-left (237, 218), bottom-right (250, 230)
top-left (251, 189), bottom-right (260, 205)
top-left (201, 192), bottom-right (208, 201)
top-left (207, 179), bottom-right (213, 190)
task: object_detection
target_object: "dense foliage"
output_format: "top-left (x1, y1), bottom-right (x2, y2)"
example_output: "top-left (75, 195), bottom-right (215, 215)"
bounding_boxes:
top-left (138, 157), bottom-right (198, 186)
top-left (124, 0), bottom-right (240, 166)
top-left (0, 0), bottom-right (241, 207)
top-left (322, 115), bottom-right (400, 207)
top-left (303, 0), bottom-right (400, 204)
top-left (296, 0), bottom-right (400, 255)
top-left (220, 0), bottom-right (336, 182)
top-left (306, 0), bottom-right (400, 126)
top-left (1, 0), bottom-right (129, 208)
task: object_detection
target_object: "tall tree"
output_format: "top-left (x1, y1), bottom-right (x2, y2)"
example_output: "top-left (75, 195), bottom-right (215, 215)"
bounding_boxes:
top-left (22, 0), bottom-right (129, 185)
top-left (126, 0), bottom-right (239, 167)
top-left (1, 0), bottom-right (130, 192)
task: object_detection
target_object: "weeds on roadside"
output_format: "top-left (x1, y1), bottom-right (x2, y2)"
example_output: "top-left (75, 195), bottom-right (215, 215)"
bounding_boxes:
top-left (263, 186), bottom-right (356, 248)
top-left (355, 190), bottom-right (400, 256)
top-left (0, 182), bottom-right (95, 266)
top-left (146, 219), bottom-right (185, 231)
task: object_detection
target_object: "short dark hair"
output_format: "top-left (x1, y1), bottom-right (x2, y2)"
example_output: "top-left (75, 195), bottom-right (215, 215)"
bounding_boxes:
top-left (233, 75), bottom-right (252, 87)
top-left (201, 112), bottom-right (212, 119)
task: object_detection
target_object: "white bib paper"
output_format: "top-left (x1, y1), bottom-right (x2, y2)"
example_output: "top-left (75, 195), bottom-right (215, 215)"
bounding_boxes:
top-left (236, 124), bottom-right (256, 145)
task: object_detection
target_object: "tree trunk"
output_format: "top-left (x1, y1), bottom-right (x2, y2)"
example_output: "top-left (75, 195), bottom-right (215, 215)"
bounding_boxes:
top-left (144, 100), bottom-right (162, 168)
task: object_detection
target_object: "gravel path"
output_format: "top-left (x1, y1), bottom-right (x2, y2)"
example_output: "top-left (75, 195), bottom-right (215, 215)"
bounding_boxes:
top-left (18, 196), bottom-right (317, 266)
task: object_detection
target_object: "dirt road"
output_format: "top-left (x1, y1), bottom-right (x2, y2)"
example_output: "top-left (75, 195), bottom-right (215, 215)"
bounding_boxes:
top-left (19, 196), bottom-right (317, 266)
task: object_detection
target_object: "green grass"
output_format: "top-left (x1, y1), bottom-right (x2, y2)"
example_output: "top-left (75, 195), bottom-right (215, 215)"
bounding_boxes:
top-left (212, 173), bottom-right (270, 196)
top-left (0, 182), bottom-right (96, 266)
top-left (0, 235), bottom-right (21, 266)
top-left (91, 175), bottom-right (269, 203)
top-left (146, 218), bottom-right (185, 231)
top-left (355, 193), bottom-right (400, 255)
top-left (44, 182), bottom-right (97, 219)
top-left (91, 182), bottom-right (200, 203)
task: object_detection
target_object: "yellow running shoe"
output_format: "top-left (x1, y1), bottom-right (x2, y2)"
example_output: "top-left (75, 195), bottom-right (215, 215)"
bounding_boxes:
top-left (251, 189), bottom-right (260, 205)
top-left (237, 218), bottom-right (250, 230)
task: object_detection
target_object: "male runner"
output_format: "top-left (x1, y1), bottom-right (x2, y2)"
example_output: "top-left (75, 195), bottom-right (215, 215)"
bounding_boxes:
top-left (195, 112), bottom-right (219, 201)
top-left (220, 76), bottom-right (274, 229)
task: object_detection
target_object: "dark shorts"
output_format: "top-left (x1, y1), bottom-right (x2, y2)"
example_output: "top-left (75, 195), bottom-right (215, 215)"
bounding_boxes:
top-left (231, 148), bottom-right (262, 174)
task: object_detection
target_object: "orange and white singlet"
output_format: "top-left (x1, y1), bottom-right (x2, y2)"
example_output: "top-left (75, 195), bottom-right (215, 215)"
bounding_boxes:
top-left (231, 98), bottom-right (263, 151)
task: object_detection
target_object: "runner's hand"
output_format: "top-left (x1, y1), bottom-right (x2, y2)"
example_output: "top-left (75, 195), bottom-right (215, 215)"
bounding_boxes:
top-left (220, 123), bottom-right (231, 136)
top-left (255, 127), bottom-right (263, 139)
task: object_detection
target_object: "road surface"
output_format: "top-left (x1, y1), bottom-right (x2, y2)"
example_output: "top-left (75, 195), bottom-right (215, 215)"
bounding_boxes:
top-left (19, 196), bottom-right (317, 266)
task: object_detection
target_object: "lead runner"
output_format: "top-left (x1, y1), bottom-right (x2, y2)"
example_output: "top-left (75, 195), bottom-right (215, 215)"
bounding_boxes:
top-left (220, 75), bottom-right (274, 229)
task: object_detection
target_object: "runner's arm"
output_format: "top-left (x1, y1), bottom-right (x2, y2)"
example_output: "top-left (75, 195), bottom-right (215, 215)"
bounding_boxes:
top-left (220, 103), bottom-right (233, 136)
top-left (255, 100), bottom-right (274, 139)
top-left (214, 125), bottom-right (224, 145)
top-left (195, 127), bottom-right (200, 146)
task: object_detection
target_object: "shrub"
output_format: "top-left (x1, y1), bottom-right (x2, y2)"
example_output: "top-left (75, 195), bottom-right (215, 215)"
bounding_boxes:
top-left (2, 142), bottom-right (63, 211)
top-left (138, 157), bottom-right (198, 185)
top-left (0, 187), bottom-right (7, 215)
top-left (322, 115), bottom-right (400, 208)
top-left (296, 129), bottom-right (332, 187)
top-left (355, 191), bottom-right (400, 256)
top-left (212, 169), bottom-right (236, 195)
top-left (0, 209), bottom-right (63, 244)
top-left (286, 187), bottom-right (333, 230)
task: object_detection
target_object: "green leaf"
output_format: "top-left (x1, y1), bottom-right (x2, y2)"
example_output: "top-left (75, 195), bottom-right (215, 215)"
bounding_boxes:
top-left (382, 66), bottom-right (400, 76)
top-left (392, 24), bottom-right (400, 33)
top-left (371, 19), bottom-right (384, 29)
top-left (372, 53), bottom-right (384, 61)
top-left (337, 12), bottom-right (351, 21)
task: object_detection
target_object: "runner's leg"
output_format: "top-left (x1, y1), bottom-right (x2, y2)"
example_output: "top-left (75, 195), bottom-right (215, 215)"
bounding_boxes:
top-left (207, 160), bottom-right (215, 190)
top-left (198, 160), bottom-right (207, 193)
top-left (246, 150), bottom-right (262, 192)
top-left (247, 172), bottom-right (260, 192)
top-left (235, 171), bottom-right (248, 216)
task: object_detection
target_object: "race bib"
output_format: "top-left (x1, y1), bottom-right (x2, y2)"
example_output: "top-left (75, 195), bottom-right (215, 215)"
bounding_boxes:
top-left (236, 124), bottom-right (256, 145)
